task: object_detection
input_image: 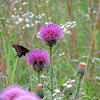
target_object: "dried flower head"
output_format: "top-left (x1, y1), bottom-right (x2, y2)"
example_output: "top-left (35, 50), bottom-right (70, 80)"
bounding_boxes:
top-left (0, 85), bottom-right (29, 100)
top-left (39, 24), bottom-right (64, 47)
top-left (79, 62), bottom-right (87, 68)
top-left (27, 49), bottom-right (49, 72)
top-left (36, 84), bottom-right (44, 89)
top-left (77, 62), bottom-right (87, 78)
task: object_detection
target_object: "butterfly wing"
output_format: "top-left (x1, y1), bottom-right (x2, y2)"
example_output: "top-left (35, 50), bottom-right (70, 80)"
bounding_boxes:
top-left (13, 45), bottom-right (29, 57)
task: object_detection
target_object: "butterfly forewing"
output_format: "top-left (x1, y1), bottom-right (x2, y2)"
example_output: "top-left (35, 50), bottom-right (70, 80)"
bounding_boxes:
top-left (13, 45), bottom-right (29, 57)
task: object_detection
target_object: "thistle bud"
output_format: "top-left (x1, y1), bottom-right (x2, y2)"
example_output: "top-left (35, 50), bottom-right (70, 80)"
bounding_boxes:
top-left (77, 62), bottom-right (87, 78)
top-left (36, 84), bottom-right (44, 98)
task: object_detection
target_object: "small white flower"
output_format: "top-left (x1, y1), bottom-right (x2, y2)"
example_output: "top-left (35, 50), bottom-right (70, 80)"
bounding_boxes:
top-left (95, 76), bottom-right (100, 80)
top-left (29, 14), bottom-right (34, 18)
top-left (31, 24), bottom-right (34, 26)
top-left (42, 13), bottom-right (45, 16)
top-left (11, 15), bottom-right (15, 18)
top-left (66, 31), bottom-right (71, 34)
top-left (52, 93), bottom-right (56, 96)
top-left (63, 28), bottom-right (67, 32)
top-left (36, 15), bottom-right (42, 19)
top-left (18, 18), bottom-right (23, 22)
top-left (15, 1), bottom-right (18, 4)
top-left (60, 25), bottom-right (65, 28)
top-left (19, 8), bottom-right (22, 10)
top-left (36, 32), bottom-right (40, 38)
top-left (38, 5), bottom-right (41, 7)
top-left (45, 22), bottom-right (49, 25)
top-left (70, 79), bottom-right (75, 82)
top-left (22, 2), bottom-right (29, 5)
top-left (59, 52), bottom-right (65, 56)
top-left (25, 18), bottom-right (30, 22)
top-left (48, 17), bottom-right (51, 19)
top-left (40, 74), bottom-right (47, 78)
top-left (72, 21), bottom-right (76, 24)
top-left (38, 21), bottom-right (41, 23)
top-left (15, 21), bottom-right (19, 24)
top-left (63, 79), bottom-right (75, 88)
top-left (16, 15), bottom-right (19, 18)
top-left (22, 26), bottom-right (25, 29)
top-left (53, 98), bottom-right (56, 100)
top-left (63, 83), bottom-right (67, 86)
top-left (93, 57), bottom-right (100, 61)
top-left (81, 92), bottom-right (85, 95)
top-left (35, 21), bottom-right (38, 24)
top-left (46, 0), bottom-right (49, 3)
top-left (67, 84), bottom-right (72, 88)
top-left (54, 89), bottom-right (60, 93)
top-left (26, 24), bottom-right (30, 27)
top-left (66, 22), bottom-right (72, 25)
top-left (13, 8), bottom-right (16, 11)
top-left (93, 11), bottom-right (96, 13)
top-left (58, 97), bottom-right (61, 99)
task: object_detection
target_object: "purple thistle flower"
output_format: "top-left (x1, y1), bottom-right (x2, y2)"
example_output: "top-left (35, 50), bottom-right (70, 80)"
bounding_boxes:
top-left (27, 49), bottom-right (49, 72)
top-left (0, 85), bottom-right (29, 100)
top-left (14, 93), bottom-right (41, 100)
top-left (39, 24), bottom-right (64, 47)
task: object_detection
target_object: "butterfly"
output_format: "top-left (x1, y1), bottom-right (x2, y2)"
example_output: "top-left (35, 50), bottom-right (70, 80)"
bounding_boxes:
top-left (13, 45), bottom-right (29, 57)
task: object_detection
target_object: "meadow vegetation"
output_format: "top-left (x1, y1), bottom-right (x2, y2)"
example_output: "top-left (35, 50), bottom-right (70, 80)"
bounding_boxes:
top-left (0, 0), bottom-right (100, 100)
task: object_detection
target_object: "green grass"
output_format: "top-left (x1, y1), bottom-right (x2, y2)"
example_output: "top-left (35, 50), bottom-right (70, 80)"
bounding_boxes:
top-left (0, 0), bottom-right (100, 100)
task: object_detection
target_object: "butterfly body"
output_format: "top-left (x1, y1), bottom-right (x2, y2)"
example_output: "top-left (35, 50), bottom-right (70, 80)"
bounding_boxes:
top-left (13, 45), bottom-right (29, 57)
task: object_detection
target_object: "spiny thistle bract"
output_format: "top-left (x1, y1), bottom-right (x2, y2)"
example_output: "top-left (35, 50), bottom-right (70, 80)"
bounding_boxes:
top-left (39, 24), bottom-right (64, 47)
top-left (27, 49), bottom-right (49, 72)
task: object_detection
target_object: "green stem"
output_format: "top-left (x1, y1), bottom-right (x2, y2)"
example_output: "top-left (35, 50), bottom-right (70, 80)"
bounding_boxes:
top-left (50, 46), bottom-right (53, 98)
top-left (75, 77), bottom-right (81, 99)
top-left (38, 71), bottom-right (40, 84)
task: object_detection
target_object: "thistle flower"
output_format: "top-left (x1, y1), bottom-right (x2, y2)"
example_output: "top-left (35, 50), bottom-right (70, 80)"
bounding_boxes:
top-left (27, 49), bottom-right (49, 72)
top-left (39, 24), bottom-right (64, 47)
top-left (0, 85), bottom-right (29, 100)
top-left (14, 93), bottom-right (41, 100)
top-left (36, 84), bottom-right (44, 98)
top-left (77, 62), bottom-right (87, 78)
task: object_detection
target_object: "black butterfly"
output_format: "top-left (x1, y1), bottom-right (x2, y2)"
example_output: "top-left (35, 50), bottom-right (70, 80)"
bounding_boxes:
top-left (13, 45), bottom-right (29, 57)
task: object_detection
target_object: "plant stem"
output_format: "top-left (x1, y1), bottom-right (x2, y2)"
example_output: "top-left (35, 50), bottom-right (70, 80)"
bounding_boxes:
top-left (75, 77), bottom-right (81, 99)
top-left (50, 46), bottom-right (53, 99)
top-left (38, 71), bottom-right (40, 84)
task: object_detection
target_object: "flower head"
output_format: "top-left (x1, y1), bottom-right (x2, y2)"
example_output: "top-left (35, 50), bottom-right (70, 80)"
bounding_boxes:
top-left (77, 62), bottom-right (87, 78)
top-left (27, 49), bottom-right (49, 72)
top-left (36, 84), bottom-right (44, 98)
top-left (14, 93), bottom-right (41, 100)
top-left (39, 24), bottom-right (64, 47)
top-left (63, 79), bottom-right (75, 88)
top-left (79, 62), bottom-right (87, 68)
top-left (36, 84), bottom-right (44, 89)
top-left (0, 85), bottom-right (29, 100)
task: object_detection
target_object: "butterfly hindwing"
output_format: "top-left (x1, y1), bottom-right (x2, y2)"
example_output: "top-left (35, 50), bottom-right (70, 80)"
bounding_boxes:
top-left (13, 45), bottom-right (29, 57)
